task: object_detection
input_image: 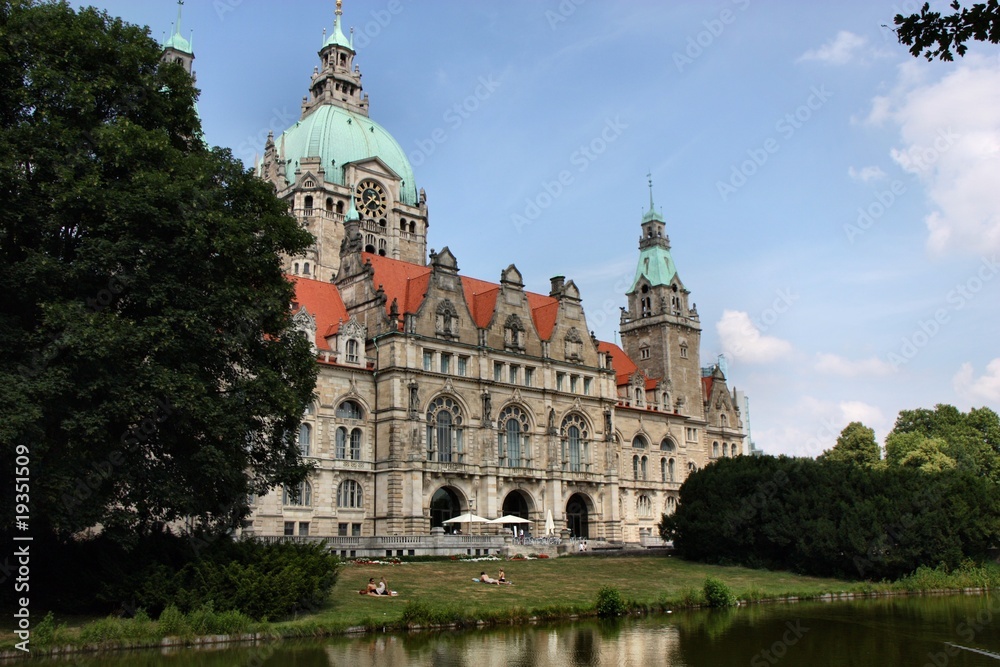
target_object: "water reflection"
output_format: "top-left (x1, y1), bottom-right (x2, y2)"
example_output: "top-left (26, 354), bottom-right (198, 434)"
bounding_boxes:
top-left (25, 594), bottom-right (1000, 667)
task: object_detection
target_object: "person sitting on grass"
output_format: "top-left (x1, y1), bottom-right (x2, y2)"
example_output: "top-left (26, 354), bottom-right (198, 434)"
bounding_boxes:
top-left (497, 568), bottom-right (513, 585)
top-left (373, 576), bottom-right (398, 596)
top-left (359, 577), bottom-right (378, 595)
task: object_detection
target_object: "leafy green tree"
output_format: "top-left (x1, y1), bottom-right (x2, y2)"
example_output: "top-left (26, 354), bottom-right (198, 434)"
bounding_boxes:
top-left (819, 421), bottom-right (881, 466)
top-left (885, 432), bottom-right (956, 471)
top-left (888, 405), bottom-right (1000, 479)
top-left (0, 1), bottom-right (316, 540)
top-left (894, 1), bottom-right (1000, 61)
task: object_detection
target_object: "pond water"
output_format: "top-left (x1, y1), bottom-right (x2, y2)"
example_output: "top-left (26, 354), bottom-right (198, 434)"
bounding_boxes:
top-left (27, 594), bottom-right (1000, 666)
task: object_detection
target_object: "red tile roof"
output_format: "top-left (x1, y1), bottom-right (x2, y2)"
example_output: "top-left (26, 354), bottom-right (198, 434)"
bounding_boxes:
top-left (290, 276), bottom-right (348, 350)
top-left (598, 341), bottom-right (637, 386)
top-left (461, 275), bottom-right (500, 329)
top-left (365, 253), bottom-right (431, 316)
top-left (702, 376), bottom-right (714, 401)
top-left (360, 253), bottom-right (563, 341)
top-left (291, 254), bottom-right (581, 345)
top-left (526, 292), bottom-right (559, 341)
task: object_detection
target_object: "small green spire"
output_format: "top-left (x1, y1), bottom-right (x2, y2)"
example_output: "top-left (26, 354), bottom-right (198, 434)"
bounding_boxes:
top-left (163, 0), bottom-right (193, 54)
top-left (345, 184), bottom-right (360, 222)
top-left (642, 172), bottom-right (662, 223)
top-left (324, 0), bottom-right (353, 50)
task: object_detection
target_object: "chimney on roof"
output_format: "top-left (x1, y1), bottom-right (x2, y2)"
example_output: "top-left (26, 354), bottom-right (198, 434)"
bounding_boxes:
top-left (550, 275), bottom-right (565, 297)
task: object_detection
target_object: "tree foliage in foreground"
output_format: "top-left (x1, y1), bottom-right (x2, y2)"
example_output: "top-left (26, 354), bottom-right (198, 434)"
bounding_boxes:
top-left (18, 532), bottom-right (339, 620)
top-left (660, 455), bottom-right (1000, 580)
top-left (0, 1), bottom-right (316, 540)
top-left (894, 1), bottom-right (1000, 61)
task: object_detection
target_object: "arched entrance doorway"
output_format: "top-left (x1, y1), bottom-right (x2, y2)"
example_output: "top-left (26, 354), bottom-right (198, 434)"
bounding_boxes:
top-left (501, 490), bottom-right (532, 538)
top-left (430, 487), bottom-right (462, 530)
top-left (501, 491), bottom-right (530, 519)
top-left (566, 493), bottom-right (589, 538)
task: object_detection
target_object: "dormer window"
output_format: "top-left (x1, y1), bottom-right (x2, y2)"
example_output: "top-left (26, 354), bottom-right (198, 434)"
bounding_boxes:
top-left (346, 339), bottom-right (359, 364)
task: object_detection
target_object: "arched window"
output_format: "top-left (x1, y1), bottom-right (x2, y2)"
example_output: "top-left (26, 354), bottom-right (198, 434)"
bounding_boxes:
top-left (660, 438), bottom-right (676, 452)
top-left (713, 441), bottom-right (719, 458)
top-left (325, 197), bottom-right (333, 212)
top-left (350, 428), bottom-right (362, 460)
top-left (632, 435), bottom-right (647, 449)
top-left (298, 423), bottom-right (311, 456)
top-left (688, 461), bottom-right (697, 473)
top-left (498, 405), bottom-right (530, 467)
top-left (426, 396), bottom-right (464, 463)
top-left (293, 262), bottom-right (299, 275)
top-left (345, 338), bottom-right (360, 363)
top-left (561, 413), bottom-right (589, 473)
top-left (337, 479), bottom-right (363, 508)
top-left (666, 496), bottom-right (677, 513)
top-left (731, 443), bottom-right (738, 457)
top-left (283, 480), bottom-right (312, 506)
top-left (336, 200), bottom-right (344, 214)
top-left (303, 195), bottom-right (313, 213)
top-left (668, 458), bottom-right (676, 482)
top-left (303, 261), bottom-right (310, 276)
top-left (632, 455), bottom-right (639, 480)
top-left (637, 495), bottom-right (652, 518)
top-left (720, 413), bottom-right (728, 427)
top-left (335, 427), bottom-right (347, 459)
top-left (641, 456), bottom-right (648, 480)
top-left (336, 400), bottom-right (364, 420)
top-left (378, 238), bottom-right (387, 256)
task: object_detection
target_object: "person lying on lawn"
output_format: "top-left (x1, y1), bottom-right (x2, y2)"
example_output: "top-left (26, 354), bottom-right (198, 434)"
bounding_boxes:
top-left (480, 571), bottom-right (501, 585)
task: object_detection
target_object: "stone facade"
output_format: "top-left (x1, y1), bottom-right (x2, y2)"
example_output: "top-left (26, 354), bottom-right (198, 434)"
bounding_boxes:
top-left (236, 4), bottom-right (746, 544)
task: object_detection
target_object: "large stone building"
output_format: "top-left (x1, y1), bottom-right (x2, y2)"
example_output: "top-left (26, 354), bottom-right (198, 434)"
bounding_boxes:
top-left (169, 3), bottom-right (745, 544)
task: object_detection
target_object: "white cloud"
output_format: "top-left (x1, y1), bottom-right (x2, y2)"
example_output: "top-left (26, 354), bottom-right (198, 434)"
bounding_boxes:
top-left (717, 310), bottom-right (793, 364)
top-left (815, 353), bottom-right (895, 377)
top-left (874, 57), bottom-right (1000, 255)
top-left (799, 31), bottom-right (868, 65)
top-left (953, 359), bottom-right (1000, 403)
top-left (839, 400), bottom-right (885, 426)
top-left (847, 165), bottom-right (886, 182)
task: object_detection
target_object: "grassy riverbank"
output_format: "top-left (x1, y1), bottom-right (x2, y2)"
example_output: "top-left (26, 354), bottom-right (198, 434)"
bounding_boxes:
top-left (5, 554), bottom-right (1000, 655)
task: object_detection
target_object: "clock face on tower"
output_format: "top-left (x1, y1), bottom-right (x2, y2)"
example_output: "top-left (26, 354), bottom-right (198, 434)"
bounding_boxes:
top-left (355, 180), bottom-right (387, 218)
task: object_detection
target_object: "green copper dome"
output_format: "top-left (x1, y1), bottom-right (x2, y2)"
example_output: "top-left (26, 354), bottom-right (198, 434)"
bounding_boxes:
top-left (276, 106), bottom-right (418, 206)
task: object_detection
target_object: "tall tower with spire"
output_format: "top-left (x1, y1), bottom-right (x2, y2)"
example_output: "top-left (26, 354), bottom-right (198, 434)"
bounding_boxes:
top-left (619, 177), bottom-right (703, 415)
top-left (257, 0), bottom-right (428, 282)
top-left (161, 0), bottom-right (194, 77)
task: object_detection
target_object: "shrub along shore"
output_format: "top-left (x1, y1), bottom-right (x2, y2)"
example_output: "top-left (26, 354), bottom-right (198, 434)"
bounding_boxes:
top-left (4, 554), bottom-right (1000, 658)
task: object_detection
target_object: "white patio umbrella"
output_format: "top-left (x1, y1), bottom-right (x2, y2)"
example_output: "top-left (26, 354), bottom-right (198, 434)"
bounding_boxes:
top-left (443, 512), bottom-right (490, 535)
top-left (489, 515), bottom-right (531, 537)
top-left (545, 509), bottom-right (555, 536)
top-left (489, 515), bottom-right (531, 524)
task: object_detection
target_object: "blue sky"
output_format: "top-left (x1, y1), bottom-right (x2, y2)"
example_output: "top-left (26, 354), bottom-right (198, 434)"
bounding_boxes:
top-left (75, 0), bottom-right (1000, 457)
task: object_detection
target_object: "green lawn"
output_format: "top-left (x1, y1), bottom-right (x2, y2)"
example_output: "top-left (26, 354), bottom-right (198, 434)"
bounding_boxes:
top-left (280, 554), bottom-right (857, 632)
